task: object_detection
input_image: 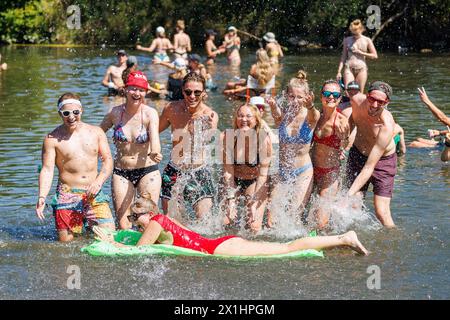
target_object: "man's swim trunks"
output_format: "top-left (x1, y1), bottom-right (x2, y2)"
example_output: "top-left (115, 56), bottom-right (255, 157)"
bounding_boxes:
top-left (160, 161), bottom-right (215, 206)
top-left (346, 146), bottom-right (397, 198)
top-left (51, 184), bottom-right (114, 234)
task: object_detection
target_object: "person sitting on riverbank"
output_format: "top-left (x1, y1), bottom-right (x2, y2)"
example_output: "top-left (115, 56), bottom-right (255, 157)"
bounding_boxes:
top-left (100, 71), bottom-right (163, 230)
top-left (337, 19), bottom-right (378, 93)
top-left (222, 104), bottom-right (272, 232)
top-left (154, 58), bottom-right (189, 100)
top-left (346, 81), bottom-right (397, 228)
top-left (36, 92), bottom-right (115, 241)
top-left (136, 26), bottom-right (173, 63)
top-left (101, 49), bottom-right (128, 96)
top-left (223, 49), bottom-right (275, 97)
top-left (173, 20), bottom-right (191, 61)
top-left (0, 53), bottom-right (7, 70)
top-left (93, 196), bottom-right (368, 256)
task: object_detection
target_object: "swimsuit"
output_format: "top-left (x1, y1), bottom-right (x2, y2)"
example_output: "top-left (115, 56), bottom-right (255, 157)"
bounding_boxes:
top-left (313, 111), bottom-right (341, 150)
top-left (151, 214), bottom-right (237, 254)
top-left (313, 111), bottom-right (342, 181)
top-left (160, 161), bottom-right (215, 206)
top-left (279, 116), bottom-right (314, 182)
top-left (51, 184), bottom-right (114, 234)
top-left (154, 52), bottom-right (170, 62)
top-left (346, 146), bottom-right (397, 198)
top-left (113, 165), bottom-right (159, 187)
top-left (113, 107), bottom-right (149, 144)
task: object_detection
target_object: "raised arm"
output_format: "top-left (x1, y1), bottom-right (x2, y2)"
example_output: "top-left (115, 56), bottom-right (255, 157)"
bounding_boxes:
top-left (36, 136), bottom-right (56, 220)
top-left (418, 87), bottom-right (450, 126)
top-left (267, 96), bottom-right (283, 127)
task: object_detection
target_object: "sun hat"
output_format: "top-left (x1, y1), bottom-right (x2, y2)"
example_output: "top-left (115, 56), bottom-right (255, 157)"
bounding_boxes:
top-left (228, 26), bottom-right (237, 32)
top-left (156, 26), bottom-right (165, 34)
top-left (188, 53), bottom-right (202, 63)
top-left (173, 57), bottom-right (187, 69)
top-left (205, 29), bottom-right (217, 36)
top-left (263, 32), bottom-right (276, 43)
top-left (116, 49), bottom-right (127, 56)
top-left (126, 71), bottom-right (149, 90)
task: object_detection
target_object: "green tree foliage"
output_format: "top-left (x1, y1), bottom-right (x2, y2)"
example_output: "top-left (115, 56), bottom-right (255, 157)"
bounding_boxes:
top-left (0, 0), bottom-right (448, 49)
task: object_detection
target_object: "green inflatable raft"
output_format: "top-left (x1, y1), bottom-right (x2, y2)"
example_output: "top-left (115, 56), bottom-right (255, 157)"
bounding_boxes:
top-left (81, 229), bottom-right (324, 259)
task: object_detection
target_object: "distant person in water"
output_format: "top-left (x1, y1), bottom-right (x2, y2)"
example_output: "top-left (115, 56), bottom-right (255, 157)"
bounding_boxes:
top-left (346, 81), bottom-right (397, 228)
top-left (172, 20), bottom-right (191, 61)
top-left (101, 50), bottom-right (128, 96)
top-left (223, 26), bottom-right (241, 65)
top-left (205, 29), bottom-right (225, 65)
top-left (262, 32), bottom-right (284, 65)
top-left (0, 53), bottom-right (7, 70)
top-left (93, 196), bottom-right (368, 256)
top-left (36, 92), bottom-right (115, 242)
top-left (159, 72), bottom-right (218, 218)
top-left (136, 26), bottom-right (173, 63)
top-left (337, 19), bottom-right (378, 92)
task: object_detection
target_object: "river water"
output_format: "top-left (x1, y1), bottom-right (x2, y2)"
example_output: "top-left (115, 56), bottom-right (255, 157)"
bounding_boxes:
top-left (0, 46), bottom-right (448, 299)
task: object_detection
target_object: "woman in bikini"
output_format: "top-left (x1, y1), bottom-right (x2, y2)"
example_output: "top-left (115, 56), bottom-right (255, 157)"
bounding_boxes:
top-left (311, 80), bottom-right (350, 229)
top-left (336, 19), bottom-right (378, 92)
top-left (172, 20), bottom-right (191, 61)
top-left (93, 196), bottom-right (368, 256)
top-left (267, 71), bottom-right (320, 220)
top-left (136, 26), bottom-right (173, 63)
top-left (100, 71), bottom-right (162, 229)
top-left (223, 26), bottom-right (241, 66)
top-left (222, 104), bottom-right (272, 232)
top-left (205, 29), bottom-right (225, 65)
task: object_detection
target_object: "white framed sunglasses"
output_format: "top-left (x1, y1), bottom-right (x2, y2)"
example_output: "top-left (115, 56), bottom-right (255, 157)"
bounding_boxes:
top-left (60, 109), bottom-right (81, 117)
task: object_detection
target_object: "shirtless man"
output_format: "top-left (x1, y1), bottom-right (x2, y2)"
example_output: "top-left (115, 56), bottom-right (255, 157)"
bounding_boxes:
top-left (101, 50), bottom-right (128, 96)
top-left (173, 20), bottom-right (191, 61)
top-left (137, 26), bottom-right (173, 63)
top-left (36, 93), bottom-right (115, 242)
top-left (159, 72), bottom-right (219, 218)
top-left (346, 81), bottom-right (397, 228)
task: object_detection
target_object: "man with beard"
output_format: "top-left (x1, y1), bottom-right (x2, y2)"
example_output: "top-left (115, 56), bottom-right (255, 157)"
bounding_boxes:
top-left (346, 81), bottom-right (397, 228)
top-left (36, 93), bottom-right (115, 241)
top-left (159, 72), bottom-right (218, 218)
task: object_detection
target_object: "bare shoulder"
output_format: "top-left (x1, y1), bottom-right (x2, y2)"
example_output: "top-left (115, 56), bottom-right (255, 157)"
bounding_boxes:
top-left (45, 126), bottom-right (63, 143)
top-left (84, 123), bottom-right (106, 136)
top-left (350, 92), bottom-right (366, 107)
top-left (142, 104), bottom-right (159, 117)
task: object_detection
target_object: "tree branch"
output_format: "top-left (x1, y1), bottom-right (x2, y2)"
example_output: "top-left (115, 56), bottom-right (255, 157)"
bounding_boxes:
top-left (371, 6), bottom-right (408, 43)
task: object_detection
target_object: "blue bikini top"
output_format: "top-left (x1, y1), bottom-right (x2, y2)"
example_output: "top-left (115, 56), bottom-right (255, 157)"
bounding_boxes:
top-left (279, 117), bottom-right (313, 145)
top-left (113, 106), bottom-right (149, 144)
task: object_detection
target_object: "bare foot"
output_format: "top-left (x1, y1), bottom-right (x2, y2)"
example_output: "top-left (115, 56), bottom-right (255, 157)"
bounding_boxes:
top-left (342, 231), bottom-right (369, 256)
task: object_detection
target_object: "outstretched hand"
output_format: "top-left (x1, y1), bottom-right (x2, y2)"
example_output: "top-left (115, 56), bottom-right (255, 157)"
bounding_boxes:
top-left (93, 226), bottom-right (115, 243)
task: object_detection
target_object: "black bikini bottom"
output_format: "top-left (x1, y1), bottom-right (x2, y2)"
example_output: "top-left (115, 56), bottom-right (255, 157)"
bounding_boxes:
top-left (113, 164), bottom-right (159, 187)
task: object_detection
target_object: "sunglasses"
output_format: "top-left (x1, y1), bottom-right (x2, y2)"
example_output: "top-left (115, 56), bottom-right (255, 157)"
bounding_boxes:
top-left (322, 91), bottom-right (341, 99)
top-left (367, 94), bottom-right (388, 106)
top-left (60, 110), bottom-right (81, 117)
top-left (183, 89), bottom-right (204, 97)
top-left (127, 212), bottom-right (147, 223)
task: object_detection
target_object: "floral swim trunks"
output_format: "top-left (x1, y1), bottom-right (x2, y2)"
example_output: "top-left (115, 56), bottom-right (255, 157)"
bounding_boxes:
top-left (51, 184), bottom-right (114, 234)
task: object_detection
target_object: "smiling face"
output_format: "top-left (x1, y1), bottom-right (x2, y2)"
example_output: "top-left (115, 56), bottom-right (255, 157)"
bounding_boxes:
top-left (235, 105), bottom-right (257, 131)
top-left (126, 86), bottom-right (146, 106)
top-left (183, 80), bottom-right (205, 108)
top-left (59, 103), bottom-right (82, 129)
top-left (367, 90), bottom-right (389, 117)
top-left (321, 83), bottom-right (342, 109)
top-left (287, 86), bottom-right (307, 109)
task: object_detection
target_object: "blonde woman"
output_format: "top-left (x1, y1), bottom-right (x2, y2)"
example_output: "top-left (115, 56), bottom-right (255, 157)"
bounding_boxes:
top-left (267, 71), bottom-right (320, 219)
top-left (337, 19), bottom-right (378, 92)
top-left (222, 104), bottom-right (272, 232)
top-left (223, 49), bottom-right (275, 96)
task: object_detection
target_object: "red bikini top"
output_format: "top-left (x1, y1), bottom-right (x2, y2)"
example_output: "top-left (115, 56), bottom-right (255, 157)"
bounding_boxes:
top-left (313, 111), bottom-right (341, 150)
